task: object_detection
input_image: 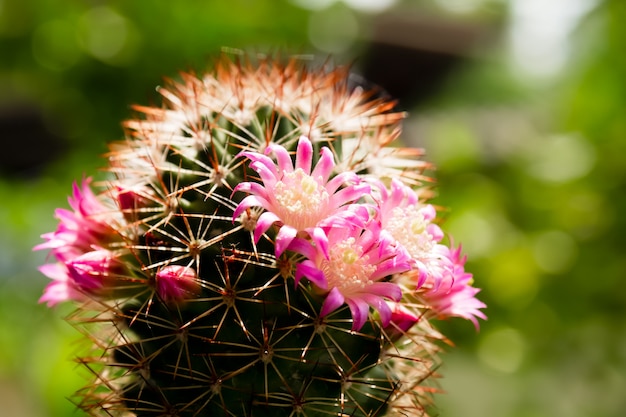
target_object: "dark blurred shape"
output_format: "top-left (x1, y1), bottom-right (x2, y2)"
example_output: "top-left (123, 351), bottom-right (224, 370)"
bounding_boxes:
top-left (0, 103), bottom-right (66, 178)
top-left (360, 12), bottom-right (494, 110)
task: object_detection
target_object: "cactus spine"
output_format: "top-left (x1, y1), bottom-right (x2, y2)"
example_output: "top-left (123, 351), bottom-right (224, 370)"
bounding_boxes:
top-left (36, 54), bottom-right (485, 417)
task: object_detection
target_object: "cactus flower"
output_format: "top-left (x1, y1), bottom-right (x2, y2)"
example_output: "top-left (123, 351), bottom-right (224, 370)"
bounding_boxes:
top-left (374, 179), bottom-right (452, 289)
top-left (292, 212), bottom-right (411, 331)
top-left (34, 178), bottom-right (117, 262)
top-left (233, 135), bottom-right (370, 257)
top-left (421, 245), bottom-right (487, 329)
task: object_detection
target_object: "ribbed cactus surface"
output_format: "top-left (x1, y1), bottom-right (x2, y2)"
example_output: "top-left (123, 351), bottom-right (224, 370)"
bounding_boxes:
top-left (36, 54), bottom-right (485, 417)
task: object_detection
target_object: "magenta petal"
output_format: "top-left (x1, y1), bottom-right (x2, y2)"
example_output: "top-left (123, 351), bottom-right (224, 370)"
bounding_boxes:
top-left (287, 237), bottom-right (318, 260)
top-left (295, 261), bottom-right (327, 288)
top-left (388, 179), bottom-right (409, 207)
top-left (295, 136), bottom-right (313, 174)
top-left (371, 258), bottom-right (411, 280)
top-left (275, 225), bottom-right (298, 257)
top-left (362, 294), bottom-right (392, 326)
top-left (387, 303), bottom-right (420, 333)
top-left (253, 211), bottom-right (280, 242)
top-left (155, 265), bottom-right (199, 303)
top-left (233, 181), bottom-right (268, 198)
top-left (320, 287), bottom-right (345, 317)
top-left (326, 171), bottom-right (360, 194)
top-left (310, 227), bottom-right (329, 258)
top-left (345, 298), bottom-right (370, 331)
top-left (329, 183), bottom-right (370, 207)
top-left (232, 195), bottom-right (271, 221)
top-left (54, 208), bottom-right (78, 226)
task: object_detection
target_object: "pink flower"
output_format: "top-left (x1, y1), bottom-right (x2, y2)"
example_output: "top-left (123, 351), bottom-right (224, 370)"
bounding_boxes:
top-left (420, 246), bottom-right (486, 329)
top-left (38, 263), bottom-right (84, 307)
top-left (292, 214), bottom-right (411, 331)
top-left (233, 136), bottom-right (370, 257)
top-left (34, 178), bottom-right (116, 263)
top-left (155, 265), bottom-right (200, 303)
top-left (374, 179), bottom-right (451, 288)
top-left (35, 178), bottom-right (124, 306)
top-left (38, 249), bottom-right (124, 306)
top-left (67, 249), bottom-right (123, 291)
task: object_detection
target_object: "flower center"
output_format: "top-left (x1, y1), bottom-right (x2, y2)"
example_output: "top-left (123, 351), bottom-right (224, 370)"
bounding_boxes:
top-left (386, 206), bottom-right (434, 258)
top-left (273, 168), bottom-right (329, 229)
top-left (322, 237), bottom-right (376, 292)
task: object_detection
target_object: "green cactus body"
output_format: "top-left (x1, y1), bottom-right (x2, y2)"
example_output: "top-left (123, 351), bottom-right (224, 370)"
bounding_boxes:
top-left (37, 54), bottom-right (485, 417)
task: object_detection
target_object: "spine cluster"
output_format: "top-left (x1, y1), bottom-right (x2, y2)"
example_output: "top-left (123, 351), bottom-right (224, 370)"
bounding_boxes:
top-left (36, 55), bottom-right (485, 417)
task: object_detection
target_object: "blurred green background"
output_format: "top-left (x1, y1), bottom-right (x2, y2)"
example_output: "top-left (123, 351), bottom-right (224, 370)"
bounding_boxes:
top-left (1, 0), bottom-right (624, 416)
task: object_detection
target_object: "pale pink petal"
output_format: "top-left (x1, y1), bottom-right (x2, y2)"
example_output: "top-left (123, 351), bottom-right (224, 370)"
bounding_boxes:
top-left (266, 143), bottom-right (294, 173)
top-left (39, 280), bottom-right (76, 307)
top-left (38, 263), bottom-right (69, 280)
top-left (326, 171), bottom-right (360, 194)
top-left (249, 160), bottom-right (280, 187)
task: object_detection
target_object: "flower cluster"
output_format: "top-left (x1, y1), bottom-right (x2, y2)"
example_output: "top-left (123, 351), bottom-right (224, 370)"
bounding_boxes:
top-left (233, 135), bottom-right (485, 331)
top-left (35, 179), bottom-right (201, 306)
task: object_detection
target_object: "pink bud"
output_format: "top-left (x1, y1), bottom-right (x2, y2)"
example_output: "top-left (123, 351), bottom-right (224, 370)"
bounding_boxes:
top-left (155, 265), bottom-right (200, 303)
top-left (384, 301), bottom-right (420, 340)
top-left (66, 249), bottom-right (121, 294)
top-left (115, 186), bottom-right (152, 221)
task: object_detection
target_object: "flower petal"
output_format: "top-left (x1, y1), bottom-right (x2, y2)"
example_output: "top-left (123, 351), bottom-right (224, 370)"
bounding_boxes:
top-left (275, 225), bottom-right (298, 257)
top-left (254, 211), bottom-right (281, 242)
top-left (345, 297), bottom-right (370, 331)
top-left (295, 260), bottom-right (327, 289)
top-left (295, 136), bottom-right (313, 174)
top-left (232, 195), bottom-right (272, 222)
top-left (267, 142), bottom-right (294, 173)
top-left (310, 146), bottom-right (334, 182)
top-left (320, 287), bottom-right (345, 317)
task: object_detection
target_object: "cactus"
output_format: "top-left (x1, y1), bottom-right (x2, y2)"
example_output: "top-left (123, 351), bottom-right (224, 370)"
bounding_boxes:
top-left (36, 54), bottom-right (486, 417)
